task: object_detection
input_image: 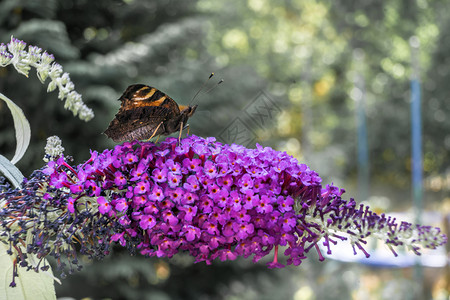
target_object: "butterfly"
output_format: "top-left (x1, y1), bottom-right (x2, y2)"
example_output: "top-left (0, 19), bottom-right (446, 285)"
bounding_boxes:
top-left (104, 84), bottom-right (197, 142)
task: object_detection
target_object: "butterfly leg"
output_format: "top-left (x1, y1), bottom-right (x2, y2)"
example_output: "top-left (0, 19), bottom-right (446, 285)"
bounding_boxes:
top-left (185, 124), bottom-right (190, 136)
top-left (146, 121), bottom-right (163, 142)
top-left (178, 121), bottom-right (184, 145)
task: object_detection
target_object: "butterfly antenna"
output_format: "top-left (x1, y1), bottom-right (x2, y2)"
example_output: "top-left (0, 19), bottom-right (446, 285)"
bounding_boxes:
top-left (189, 72), bottom-right (214, 105)
top-left (204, 79), bottom-right (224, 94)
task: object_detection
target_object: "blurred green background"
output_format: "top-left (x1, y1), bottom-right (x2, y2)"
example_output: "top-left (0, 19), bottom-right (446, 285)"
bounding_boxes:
top-left (0, 0), bottom-right (449, 299)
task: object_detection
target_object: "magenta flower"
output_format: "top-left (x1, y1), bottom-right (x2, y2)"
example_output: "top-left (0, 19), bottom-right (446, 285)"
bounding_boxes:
top-left (183, 175), bottom-right (200, 192)
top-left (114, 171), bottom-right (127, 186)
top-left (97, 196), bottom-right (111, 214)
top-left (67, 197), bottom-right (76, 213)
top-left (139, 214), bottom-right (156, 230)
top-left (239, 173), bottom-right (253, 192)
top-left (183, 158), bottom-right (202, 173)
top-left (179, 205), bottom-right (197, 222)
top-left (152, 168), bottom-right (167, 183)
top-left (134, 180), bottom-right (150, 194)
top-left (167, 173), bottom-right (182, 188)
top-left (113, 197), bottom-right (128, 212)
top-left (166, 159), bottom-right (181, 175)
top-left (133, 194), bottom-right (147, 207)
top-left (203, 160), bottom-right (218, 179)
top-left (0, 135), bottom-right (446, 287)
top-left (149, 185), bottom-right (165, 202)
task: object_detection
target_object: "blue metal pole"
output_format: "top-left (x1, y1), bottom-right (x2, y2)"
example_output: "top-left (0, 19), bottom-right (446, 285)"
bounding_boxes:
top-left (411, 79), bottom-right (423, 216)
top-left (410, 36), bottom-right (423, 300)
top-left (410, 37), bottom-right (423, 222)
top-left (356, 77), bottom-right (369, 201)
top-left (353, 49), bottom-right (369, 201)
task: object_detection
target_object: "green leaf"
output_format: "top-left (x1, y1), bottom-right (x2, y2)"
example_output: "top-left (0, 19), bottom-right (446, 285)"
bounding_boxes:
top-left (0, 155), bottom-right (24, 188)
top-left (0, 243), bottom-right (57, 300)
top-left (0, 92), bottom-right (31, 165)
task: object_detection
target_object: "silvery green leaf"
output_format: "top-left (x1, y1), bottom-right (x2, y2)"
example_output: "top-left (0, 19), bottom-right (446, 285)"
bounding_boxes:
top-left (0, 155), bottom-right (23, 188)
top-left (0, 92), bottom-right (31, 165)
top-left (0, 243), bottom-right (57, 300)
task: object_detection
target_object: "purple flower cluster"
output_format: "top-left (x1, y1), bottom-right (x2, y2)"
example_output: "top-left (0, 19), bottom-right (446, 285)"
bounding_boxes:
top-left (0, 135), bottom-right (447, 284)
top-left (42, 135), bottom-right (327, 267)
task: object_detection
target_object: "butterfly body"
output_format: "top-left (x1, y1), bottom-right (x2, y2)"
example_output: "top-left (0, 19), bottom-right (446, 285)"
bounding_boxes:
top-left (104, 84), bottom-right (197, 142)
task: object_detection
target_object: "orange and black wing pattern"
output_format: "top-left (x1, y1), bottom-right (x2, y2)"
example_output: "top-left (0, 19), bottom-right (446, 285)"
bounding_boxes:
top-left (118, 84), bottom-right (181, 115)
top-left (104, 84), bottom-right (198, 142)
top-left (104, 84), bottom-right (178, 142)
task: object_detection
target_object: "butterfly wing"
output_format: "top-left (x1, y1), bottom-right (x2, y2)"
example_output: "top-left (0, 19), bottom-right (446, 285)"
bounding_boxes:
top-left (105, 84), bottom-right (188, 142)
top-left (104, 106), bottom-right (173, 142)
top-left (119, 84), bottom-right (181, 115)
